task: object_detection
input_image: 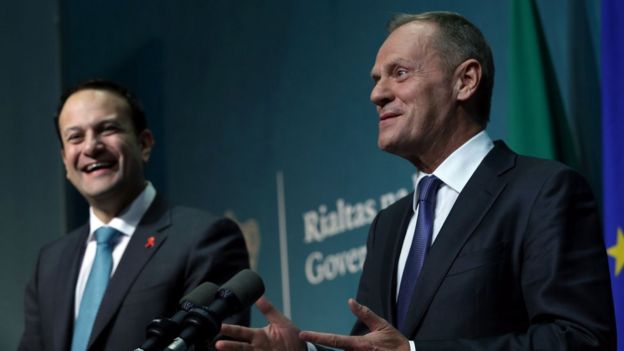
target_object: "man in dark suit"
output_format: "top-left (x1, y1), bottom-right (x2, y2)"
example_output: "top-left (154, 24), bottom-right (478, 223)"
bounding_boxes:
top-left (19, 79), bottom-right (250, 351)
top-left (213, 11), bottom-right (616, 351)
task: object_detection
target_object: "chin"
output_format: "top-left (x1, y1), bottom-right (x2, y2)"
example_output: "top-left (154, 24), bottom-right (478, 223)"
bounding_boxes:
top-left (83, 190), bottom-right (115, 203)
top-left (82, 182), bottom-right (121, 198)
top-left (378, 139), bottom-right (397, 153)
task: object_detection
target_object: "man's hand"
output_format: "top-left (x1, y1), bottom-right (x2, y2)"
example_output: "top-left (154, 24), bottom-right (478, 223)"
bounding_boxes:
top-left (215, 296), bottom-right (306, 351)
top-left (299, 299), bottom-right (410, 351)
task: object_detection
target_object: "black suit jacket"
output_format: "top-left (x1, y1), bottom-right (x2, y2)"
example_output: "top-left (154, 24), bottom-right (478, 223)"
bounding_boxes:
top-left (352, 141), bottom-right (616, 350)
top-left (19, 195), bottom-right (250, 351)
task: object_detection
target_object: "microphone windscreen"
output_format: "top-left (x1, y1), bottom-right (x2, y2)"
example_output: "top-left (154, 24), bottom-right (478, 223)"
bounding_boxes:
top-left (221, 269), bottom-right (265, 307)
top-left (179, 282), bottom-right (219, 307)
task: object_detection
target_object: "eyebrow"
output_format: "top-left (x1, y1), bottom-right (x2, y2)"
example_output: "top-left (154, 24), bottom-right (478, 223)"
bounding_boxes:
top-left (62, 126), bottom-right (82, 135)
top-left (61, 114), bottom-right (120, 134)
top-left (370, 58), bottom-right (413, 79)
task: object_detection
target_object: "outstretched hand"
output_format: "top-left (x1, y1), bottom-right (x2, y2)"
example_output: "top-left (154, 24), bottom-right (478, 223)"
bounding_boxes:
top-left (215, 296), bottom-right (306, 351)
top-left (299, 299), bottom-right (410, 351)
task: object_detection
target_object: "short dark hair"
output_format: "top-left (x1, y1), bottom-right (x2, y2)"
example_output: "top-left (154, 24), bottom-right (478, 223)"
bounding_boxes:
top-left (388, 12), bottom-right (495, 125)
top-left (54, 79), bottom-right (148, 145)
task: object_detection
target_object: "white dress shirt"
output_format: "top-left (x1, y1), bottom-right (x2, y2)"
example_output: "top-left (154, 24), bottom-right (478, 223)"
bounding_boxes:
top-left (306, 132), bottom-right (494, 351)
top-left (399, 131), bottom-right (494, 351)
top-left (73, 182), bottom-right (156, 318)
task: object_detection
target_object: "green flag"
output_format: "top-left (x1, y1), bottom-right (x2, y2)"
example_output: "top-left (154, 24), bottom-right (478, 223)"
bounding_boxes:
top-left (508, 0), bottom-right (579, 168)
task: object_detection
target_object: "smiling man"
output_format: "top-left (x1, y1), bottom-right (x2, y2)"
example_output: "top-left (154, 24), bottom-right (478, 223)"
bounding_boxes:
top-left (19, 79), bottom-right (250, 351)
top-left (214, 11), bottom-right (615, 351)
top-left (59, 87), bottom-right (153, 222)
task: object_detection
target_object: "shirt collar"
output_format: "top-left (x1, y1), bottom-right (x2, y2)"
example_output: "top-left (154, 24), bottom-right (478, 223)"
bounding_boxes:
top-left (88, 182), bottom-right (157, 240)
top-left (412, 130), bottom-right (494, 210)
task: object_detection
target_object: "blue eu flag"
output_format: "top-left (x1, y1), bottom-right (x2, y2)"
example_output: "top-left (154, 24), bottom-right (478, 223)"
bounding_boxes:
top-left (602, 0), bottom-right (624, 349)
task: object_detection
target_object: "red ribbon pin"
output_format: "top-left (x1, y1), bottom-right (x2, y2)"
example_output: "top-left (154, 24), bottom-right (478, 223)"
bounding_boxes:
top-left (145, 236), bottom-right (156, 248)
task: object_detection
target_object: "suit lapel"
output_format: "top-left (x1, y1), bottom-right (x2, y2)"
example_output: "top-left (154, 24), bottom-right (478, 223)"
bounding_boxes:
top-left (400, 142), bottom-right (516, 337)
top-left (53, 226), bottom-right (88, 351)
top-left (87, 196), bottom-right (172, 348)
top-left (381, 196), bottom-right (415, 327)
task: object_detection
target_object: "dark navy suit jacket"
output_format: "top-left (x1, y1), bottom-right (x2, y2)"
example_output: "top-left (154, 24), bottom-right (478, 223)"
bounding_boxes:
top-left (351, 141), bottom-right (615, 350)
top-left (19, 196), bottom-right (249, 351)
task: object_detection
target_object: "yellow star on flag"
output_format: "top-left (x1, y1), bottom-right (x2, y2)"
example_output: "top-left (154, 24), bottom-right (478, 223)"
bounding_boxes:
top-left (607, 227), bottom-right (624, 276)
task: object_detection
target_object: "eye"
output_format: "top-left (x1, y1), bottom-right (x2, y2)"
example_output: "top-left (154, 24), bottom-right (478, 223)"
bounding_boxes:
top-left (66, 133), bottom-right (84, 144)
top-left (395, 67), bottom-right (409, 79)
top-left (101, 123), bottom-right (121, 135)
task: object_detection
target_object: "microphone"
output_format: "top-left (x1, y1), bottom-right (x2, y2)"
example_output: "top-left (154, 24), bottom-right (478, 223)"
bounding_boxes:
top-left (166, 269), bottom-right (265, 351)
top-left (134, 282), bottom-right (219, 351)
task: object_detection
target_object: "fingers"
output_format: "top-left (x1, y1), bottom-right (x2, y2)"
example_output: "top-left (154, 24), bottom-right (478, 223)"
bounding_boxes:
top-left (255, 296), bottom-right (273, 314)
top-left (218, 323), bottom-right (258, 341)
top-left (348, 299), bottom-right (388, 331)
top-left (256, 296), bottom-right (293, 325)
top-left (214, 339), bottom-right (254, 351)
top-left (299, 331), bottom-right (359, 349)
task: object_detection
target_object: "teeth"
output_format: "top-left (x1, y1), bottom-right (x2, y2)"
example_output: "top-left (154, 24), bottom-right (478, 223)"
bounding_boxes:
top-left (85, 162), bottom-right (111, 172)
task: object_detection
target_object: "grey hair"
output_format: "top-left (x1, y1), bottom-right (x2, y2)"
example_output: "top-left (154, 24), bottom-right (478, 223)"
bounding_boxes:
top-left (388, 12), bottom-right (494, 125)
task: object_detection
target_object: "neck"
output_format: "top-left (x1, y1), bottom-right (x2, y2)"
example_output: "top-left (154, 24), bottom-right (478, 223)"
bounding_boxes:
top-left (90, 182), bottom-right (146, 223)
top-left (92, 207), bottom-right (119, 224)
top-left (409, 120), bottom-right (483, 173)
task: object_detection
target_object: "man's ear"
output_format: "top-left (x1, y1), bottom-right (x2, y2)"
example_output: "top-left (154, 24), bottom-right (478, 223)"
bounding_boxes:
top-left (454, 59), bottom-right (482, 102)
top-left (139, 129), bottom-right (155, 163)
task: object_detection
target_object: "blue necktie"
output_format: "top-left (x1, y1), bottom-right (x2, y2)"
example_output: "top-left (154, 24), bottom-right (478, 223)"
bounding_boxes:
top-left (396, 175), bottom-right (442, 331)
top-left (71, 226), bottom-right (119, 351)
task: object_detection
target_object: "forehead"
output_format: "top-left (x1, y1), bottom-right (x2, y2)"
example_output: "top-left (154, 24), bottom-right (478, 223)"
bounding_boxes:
top-left (59, 89), bottom-right (131, 127)
top-left (373, 21), bottom-right (439, 70)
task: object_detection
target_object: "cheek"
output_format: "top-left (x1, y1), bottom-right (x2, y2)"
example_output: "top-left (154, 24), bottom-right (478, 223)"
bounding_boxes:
top-left (119, 145), bottom-right (146, 169)
top-left (62, 154), bottom-right (78, 179)
top-left (62, 149), bottom-right (77, 168)
top-left (398, 90), bottom-right (426, 116)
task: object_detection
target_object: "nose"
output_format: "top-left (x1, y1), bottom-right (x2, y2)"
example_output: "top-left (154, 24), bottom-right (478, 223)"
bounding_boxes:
top-left (83, 133), bottom-right (103, 156)
top-left (370, 77), bottom-right (393, 109)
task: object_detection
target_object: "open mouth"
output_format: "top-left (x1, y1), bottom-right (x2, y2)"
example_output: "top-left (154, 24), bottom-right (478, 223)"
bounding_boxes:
top-left (82, 162), bottom-right (115, 173)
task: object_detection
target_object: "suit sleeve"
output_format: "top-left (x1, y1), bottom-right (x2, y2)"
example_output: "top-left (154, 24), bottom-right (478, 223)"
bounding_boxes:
top-left (18, 253), bottom-right (44, 351)
top-left (413, 169), bottom-right (616, 351)
top-left (350, 214), bottom-right (381, 336)
top-left (185, 216), bottom-right (251, 319)
top-left (184, 216), bottom-right (250, 351)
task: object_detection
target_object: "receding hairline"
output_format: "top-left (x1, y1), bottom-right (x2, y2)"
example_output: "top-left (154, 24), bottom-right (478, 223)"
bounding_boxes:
top-left (57, 88), bottom-right (136, 135)
top-left (65, 87), bottom-right (131, 106)
top-left (59, 88), bottom-right (133, 118)
top-left (387, 11), bottom-right (463, 32)
top-left (387, 14), bottom-right (459, 66)
top-left (382, 11), bottom-right (495, 124)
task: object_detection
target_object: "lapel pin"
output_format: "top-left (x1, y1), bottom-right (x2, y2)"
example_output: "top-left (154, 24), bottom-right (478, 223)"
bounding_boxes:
top-left (145, 236), bottom-right (156, 248)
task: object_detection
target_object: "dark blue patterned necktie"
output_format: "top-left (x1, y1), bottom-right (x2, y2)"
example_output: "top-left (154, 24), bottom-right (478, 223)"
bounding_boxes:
top-left (396, 175), bottom-right (442, 331)
top-left (71, 226), bottom-right (119, 351)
